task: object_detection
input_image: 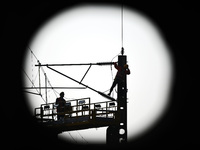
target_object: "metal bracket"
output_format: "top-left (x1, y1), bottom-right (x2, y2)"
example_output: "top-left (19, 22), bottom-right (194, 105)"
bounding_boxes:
top-left (80, 64), bottom-right (92, 83)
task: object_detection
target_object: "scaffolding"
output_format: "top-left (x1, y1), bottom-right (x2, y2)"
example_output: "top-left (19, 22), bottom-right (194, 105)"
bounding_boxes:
top-left (33, 55), bottom-right (128, 145)
top-left (35, 97), bottom-right (118, 133)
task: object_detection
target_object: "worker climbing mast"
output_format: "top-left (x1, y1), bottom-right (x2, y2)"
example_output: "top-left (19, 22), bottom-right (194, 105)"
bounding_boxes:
top-left (106, 48), bottom-right (129, 145)
top-left (107, 2), bottom-right (129, 144)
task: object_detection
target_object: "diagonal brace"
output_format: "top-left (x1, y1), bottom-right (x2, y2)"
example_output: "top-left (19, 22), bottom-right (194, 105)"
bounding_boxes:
top-left (46, 66), bottom-right (116, 101)
top-left (80, 64), bottom-right (92, 83)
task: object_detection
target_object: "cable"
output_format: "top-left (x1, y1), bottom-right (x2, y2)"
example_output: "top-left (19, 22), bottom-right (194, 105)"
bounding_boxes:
top-left (76, 131), bottom-right (89, 144)
top-left (109, 52), bottom-right (121, 96)
top-left (22, 69), bottom-right (46, 103)
top-left (121, 2), bottom-right (124, 48)
top-left (47, 79), bottom-right (58, 98)
top-left (67, 132), bottom-right (77, 143)
top-left (25, 47), bottom-right (59, 103)
top-left (26, 47), bottom-right (86, 103)
top-left (28, 46), bottom-right (40, 62)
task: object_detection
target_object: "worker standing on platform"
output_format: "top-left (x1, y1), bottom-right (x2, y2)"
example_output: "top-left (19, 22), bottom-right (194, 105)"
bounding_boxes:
top-left (108, 62), bottom-right (130, 96)
top-left (56, 92), bottom-right (66, 120)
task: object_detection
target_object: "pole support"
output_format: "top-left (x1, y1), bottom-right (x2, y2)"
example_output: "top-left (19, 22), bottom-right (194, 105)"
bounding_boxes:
top-left (107, 55), bottom-right (127, 145)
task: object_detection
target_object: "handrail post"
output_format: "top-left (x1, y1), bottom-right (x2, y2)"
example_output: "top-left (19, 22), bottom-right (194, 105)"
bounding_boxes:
top-left (106, 102), bottom-right (108, 118)
top-left (40, 106), bottom-right (43, 122)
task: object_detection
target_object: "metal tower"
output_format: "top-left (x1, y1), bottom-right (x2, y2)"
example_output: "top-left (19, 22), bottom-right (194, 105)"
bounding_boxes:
top-left (30, 53), bottom-right (129, 145)
top-left (107, 54), bottom-right (127, 145)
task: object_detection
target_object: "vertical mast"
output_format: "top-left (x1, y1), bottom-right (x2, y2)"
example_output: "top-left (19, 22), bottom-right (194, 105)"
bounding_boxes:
top-left (107, 55), bottom-right (127, 145)
top-left (107, 2), bottom-right (127, 145)
top-left (117, 55), bottom-right (127, 143)
top-left (38, 62), bottom-right (41, 95)
top-left (44, 73), bottom-right (48, 104)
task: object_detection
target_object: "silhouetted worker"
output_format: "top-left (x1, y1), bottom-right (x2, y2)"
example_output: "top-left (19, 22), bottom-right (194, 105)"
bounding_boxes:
top-left (108, 62), bottom-right (130, 96)
top-left (56, 92), bottom-right (66, 120)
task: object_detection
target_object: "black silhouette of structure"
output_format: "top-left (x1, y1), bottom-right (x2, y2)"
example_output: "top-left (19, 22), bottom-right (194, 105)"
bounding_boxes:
top-left (107, 54), bottom-right (127, 144)
top-left (29, 2), bottom-right (128, 144)
top-left (33, 52), bottom-right (128, 145)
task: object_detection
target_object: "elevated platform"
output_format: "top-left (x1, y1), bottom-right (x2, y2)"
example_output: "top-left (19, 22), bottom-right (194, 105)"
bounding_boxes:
top-left (35, 98), bottom-right (118, 133)
top-left (40, 115), bottom-right (118, 133)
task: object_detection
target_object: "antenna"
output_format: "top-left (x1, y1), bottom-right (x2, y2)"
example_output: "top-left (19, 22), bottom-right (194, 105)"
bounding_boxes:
top-left (121, 2), bottom-right (124, 55)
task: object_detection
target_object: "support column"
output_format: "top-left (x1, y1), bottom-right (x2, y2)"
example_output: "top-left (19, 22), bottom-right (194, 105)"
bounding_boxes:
top-left (107, 55), bottom-right (127, 145)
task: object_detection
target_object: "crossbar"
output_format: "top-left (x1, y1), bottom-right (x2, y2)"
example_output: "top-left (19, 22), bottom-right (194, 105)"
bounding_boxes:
top-left (35, 62), bottom-right (116, 67)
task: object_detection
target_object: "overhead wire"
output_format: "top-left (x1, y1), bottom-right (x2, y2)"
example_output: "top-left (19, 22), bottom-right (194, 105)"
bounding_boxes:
top-left (102, 52), bottom-right (120, 95)
top-left (67, 132), bottom-right (77, 143)
top-left (25, 2), bottom-right (125, 101)
top-left (109, 52), bottom-right (121, 96)
top-left (121, 2), bottom-right (124, 48)
top-left (66, 131), bottom-right (89, 144)
top-left (107, 3), bottom-right (124, 96)
top-left (28, 46), bottom-right (40, 62)
top-left (76, 131), bottom-right (89, 144)
top-left (22, 69), bottom-right (46, 103)
top-left (26, 47), bottom-right (60, 103)
top-left (28, 47), bottom-right (80, 103)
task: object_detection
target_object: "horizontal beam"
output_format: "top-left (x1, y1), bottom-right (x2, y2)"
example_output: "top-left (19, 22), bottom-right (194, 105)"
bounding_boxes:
top-left (40, 116), bottom-right (117, 133)
top-left (23, 87), bottom-right (86, 89)
top-left (46, 66), bottom-right (116, 101)
top-left (35, 62), bottom-right (116, 67)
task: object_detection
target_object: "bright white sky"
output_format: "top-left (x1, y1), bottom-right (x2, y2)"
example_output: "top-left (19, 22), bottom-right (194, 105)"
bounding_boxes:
top-left (23, 4), bottom-right (173, 144)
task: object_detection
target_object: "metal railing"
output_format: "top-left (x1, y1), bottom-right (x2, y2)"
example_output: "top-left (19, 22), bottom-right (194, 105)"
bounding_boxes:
top-left (35, 97), bottom-right (117, 122)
